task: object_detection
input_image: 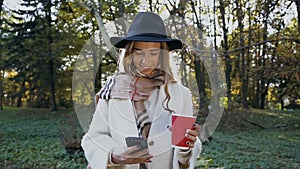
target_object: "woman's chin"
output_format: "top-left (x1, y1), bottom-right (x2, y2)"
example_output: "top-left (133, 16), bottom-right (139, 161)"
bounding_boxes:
top-left (140, 69), bottom-right (154, 76)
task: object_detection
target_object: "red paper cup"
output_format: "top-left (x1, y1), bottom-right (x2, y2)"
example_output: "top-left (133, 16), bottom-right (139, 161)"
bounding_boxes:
top-left (171, 114), bottom-right (196, 149)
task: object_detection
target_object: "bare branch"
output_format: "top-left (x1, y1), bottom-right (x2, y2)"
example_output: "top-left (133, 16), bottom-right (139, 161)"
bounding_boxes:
top-left (220, 38), bottom-right (300, 54)
top-left (80, 0), bottom-right (117, 62)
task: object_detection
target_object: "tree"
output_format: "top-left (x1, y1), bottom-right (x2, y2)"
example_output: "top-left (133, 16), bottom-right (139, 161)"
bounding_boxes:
top-left (5, 0), bottom-right (54, 108)
top-left (45, 0), bottom-right (57, 111)
top-left (3, 0), bottom-right (92, 108)
top-left (219, 0), bottom-right (233, 108)
top-left (235, 0), bottom-right (248, 108)
top-left (2, 0), bottom-right (298, 110)
top-left (190, 0), bottom-right (207, 110)
top-left (0, 0), bottom-right (4, 110)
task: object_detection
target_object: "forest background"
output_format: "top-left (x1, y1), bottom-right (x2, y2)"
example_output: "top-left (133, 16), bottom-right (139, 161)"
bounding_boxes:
top-left (0, 0), bottom-right (299, 111)
top-left (0, 0), bottom-right (299, 168)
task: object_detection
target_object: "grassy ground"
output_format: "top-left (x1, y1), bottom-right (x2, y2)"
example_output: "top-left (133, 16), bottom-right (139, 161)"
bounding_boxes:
top-left (0, 107), bottom-right (299, 168)
top-left (0, 107), bottom-right (86, 168)
top-left (196, 109), bottom-right (300, 168)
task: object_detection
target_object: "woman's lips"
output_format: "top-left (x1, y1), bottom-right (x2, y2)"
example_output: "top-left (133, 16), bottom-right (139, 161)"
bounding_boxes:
top-left (139, 66), bottom-right (154, 74)
top-left (139, 65), bottom-right (152, 70)
top-left (141, 67), bottom-right (151, 70)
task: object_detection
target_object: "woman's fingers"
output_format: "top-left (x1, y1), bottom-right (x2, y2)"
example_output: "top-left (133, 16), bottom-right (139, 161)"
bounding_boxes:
top-left (132, 148), bottom-right (150, 157)
top-left (192, 123), bottom-right (201, 132)
top-left (126, 145), bottom-right (141, 154)
top-left (187, 123), bottom-right (200, 137)
top-left (185, 131), bottom-right (197, 142)
top-left (186, 129), bottom-right (198, 137)
top-left (128, 154), bottom-right (153, 164)
top-left (167, 125), bottom-right (172, 131)
top-left (186, 140), bottom-right (195, 148)
top-left (112, 145), bottom-right (154, 165)
top-left (185, 123), bottom-right (201, 147)
top-left (124, 146), bottom-right (153, 163)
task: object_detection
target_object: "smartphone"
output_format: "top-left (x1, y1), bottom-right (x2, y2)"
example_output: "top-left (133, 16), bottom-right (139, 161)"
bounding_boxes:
top-left (125, 137), bottom-right (148, 151)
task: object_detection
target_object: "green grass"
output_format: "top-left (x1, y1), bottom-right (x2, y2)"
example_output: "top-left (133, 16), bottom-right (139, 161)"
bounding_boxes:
top-left (1, 107), bottom-right (300, 168)
top-left (196, 109), bottom-right (300, 169)
top-left (0, 107), bottom-right (86, 168)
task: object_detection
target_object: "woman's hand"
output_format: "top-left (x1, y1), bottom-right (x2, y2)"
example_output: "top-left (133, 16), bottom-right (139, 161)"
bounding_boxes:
top-left (111, 146), bottom-right (153, 164)
top-left (168, 123), bottom-right (201, 149)
top-left (184, 123), bottom-right (200, 148)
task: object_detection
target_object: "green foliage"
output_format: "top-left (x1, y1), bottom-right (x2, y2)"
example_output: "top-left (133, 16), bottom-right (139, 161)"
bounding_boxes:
top-left (1, 0), bottom-right (142, 109)
top-left (1, 0), bottom-right (93, 108)
top-left (196, 109), bottom-right (300, 168)
top-left (1, 107), bottom-right (299, 168)
top-left (0, 108), bottom-right (86, 168)
top-left (1, 0), bottom-right (298, 110)
top-left (196, 130), bottom-right (300, 168)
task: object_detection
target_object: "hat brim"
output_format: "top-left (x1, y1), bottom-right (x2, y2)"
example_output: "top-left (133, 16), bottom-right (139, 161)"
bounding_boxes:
top-left (110, 35), bottom-right (183, 51)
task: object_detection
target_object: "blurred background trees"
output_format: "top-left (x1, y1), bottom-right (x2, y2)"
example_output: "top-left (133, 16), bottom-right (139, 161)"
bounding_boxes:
top-left (0, 0), bottom-right (299, 111)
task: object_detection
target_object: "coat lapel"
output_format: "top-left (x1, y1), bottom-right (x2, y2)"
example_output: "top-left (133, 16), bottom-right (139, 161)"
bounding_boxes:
top-left (108, 99), bottom-right (139, 146)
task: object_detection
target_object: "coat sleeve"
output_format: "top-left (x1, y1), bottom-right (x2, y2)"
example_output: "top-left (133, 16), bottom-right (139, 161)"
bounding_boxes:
top-left (173, 85), bottom-right (202, 169)
top-left (81, 99), bottom-right (120, 169)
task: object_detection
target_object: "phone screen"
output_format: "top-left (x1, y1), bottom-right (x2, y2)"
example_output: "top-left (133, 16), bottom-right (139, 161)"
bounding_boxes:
top-left (125, 137), bottom-right (148, 150)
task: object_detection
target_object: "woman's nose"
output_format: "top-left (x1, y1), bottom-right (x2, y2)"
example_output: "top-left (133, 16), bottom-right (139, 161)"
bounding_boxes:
top-left (140, 57), bottom-right (146, 64)
top-left (140, 53), bottom-right (149, 64)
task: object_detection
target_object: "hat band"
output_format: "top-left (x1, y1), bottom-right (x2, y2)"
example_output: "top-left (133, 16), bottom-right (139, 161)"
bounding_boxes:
top-left (131, 33), bottom-right (169, 38)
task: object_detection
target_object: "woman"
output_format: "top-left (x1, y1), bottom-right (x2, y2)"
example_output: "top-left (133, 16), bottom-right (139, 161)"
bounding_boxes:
top-left (81, 12), bottom-right (202, 169)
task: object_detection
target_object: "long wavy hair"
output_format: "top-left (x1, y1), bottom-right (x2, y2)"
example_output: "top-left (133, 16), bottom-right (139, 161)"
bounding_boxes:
top-left (122, 41), bottom-right (176, 113)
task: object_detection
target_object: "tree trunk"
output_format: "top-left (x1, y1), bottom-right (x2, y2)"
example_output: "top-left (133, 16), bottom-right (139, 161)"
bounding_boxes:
top-left (280, 98), bottom-right (284, 110)
top-left (219, 0), bottom-right (232, 108)
top-left (17, 80), bottom-right (26, 107)
top-left (93, 31), bottom-right (98, 91)
top-left (191, 1), bottom-right (207, 110)
top-left (90, 0), bottom-right (118, 63)
top-left (236, 0), bottom-right (248, 108)
top-left (259, 1), bottom-right (270, 109)
top-left (46, 0), bottom-right (57, 111)
top-left (254, 31), bottom-right (260, 108)
top-left (244, 4), bottom-right (252, 109)
top-left (194, 59), bottom-right (206, 109)
top-left (180, 53), bottom-right (188, 87)
top-left (149, 0), bottom-right (153, 12)
top-left (211, 0), bottom-right (220, 95)
top-left (0, 0), bottom-right (3, 110)
top-left (0, 72), bottom-right (3, 110)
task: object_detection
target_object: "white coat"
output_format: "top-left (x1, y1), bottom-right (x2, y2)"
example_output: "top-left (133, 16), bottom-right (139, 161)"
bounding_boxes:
top-left (81, 82), bottom-right (202, 169)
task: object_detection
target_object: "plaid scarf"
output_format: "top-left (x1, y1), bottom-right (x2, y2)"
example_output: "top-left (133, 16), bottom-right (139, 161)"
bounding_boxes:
top-left (97, 71), bottom-right (164, 137)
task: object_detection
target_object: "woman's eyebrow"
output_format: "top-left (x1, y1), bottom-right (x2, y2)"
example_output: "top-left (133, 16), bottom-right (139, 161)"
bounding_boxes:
top-left (133, 48), bottom-right (160, 51)
top-left (150, 49), bottom-right (159, 51)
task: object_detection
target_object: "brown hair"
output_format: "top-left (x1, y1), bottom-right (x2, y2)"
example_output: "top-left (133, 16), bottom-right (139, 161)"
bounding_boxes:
top-left (122, 41), bottom-right (176, 113)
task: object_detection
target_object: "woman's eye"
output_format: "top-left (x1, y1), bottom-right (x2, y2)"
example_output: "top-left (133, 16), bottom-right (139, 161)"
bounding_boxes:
top-left (151, 52), bottom-right (159, 55)
top-left (134, 51), bottom-right (143, 55)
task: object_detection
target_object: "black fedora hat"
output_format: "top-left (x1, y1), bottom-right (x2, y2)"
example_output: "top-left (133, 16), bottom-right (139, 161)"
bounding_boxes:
top-left (110, 12), bottom-right (183, 51)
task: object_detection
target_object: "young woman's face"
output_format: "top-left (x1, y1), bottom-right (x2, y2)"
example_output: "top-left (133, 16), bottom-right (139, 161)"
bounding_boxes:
top-left (132, 42), bottom-right (161, 75)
